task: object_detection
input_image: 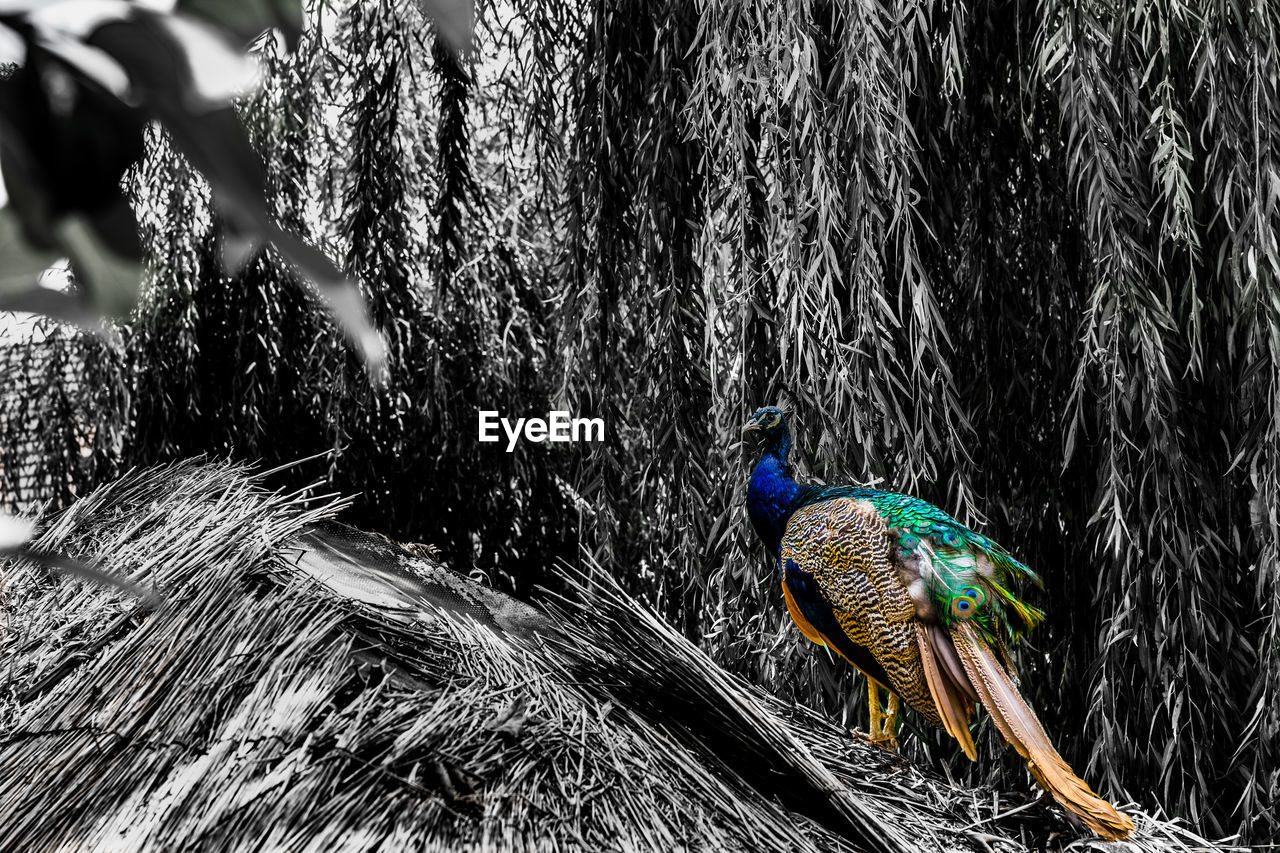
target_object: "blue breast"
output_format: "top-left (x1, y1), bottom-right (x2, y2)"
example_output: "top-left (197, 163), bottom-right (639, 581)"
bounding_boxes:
top-left (746, 451), bottom-right (802, 555)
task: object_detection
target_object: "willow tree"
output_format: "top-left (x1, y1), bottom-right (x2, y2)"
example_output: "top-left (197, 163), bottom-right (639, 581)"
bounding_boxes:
top-left (124, 0), bottom-right (575, 589)
top-left (524, 0), bottom-right (1279, 842)
top-left (40, 0), bottom-right (1273, 844)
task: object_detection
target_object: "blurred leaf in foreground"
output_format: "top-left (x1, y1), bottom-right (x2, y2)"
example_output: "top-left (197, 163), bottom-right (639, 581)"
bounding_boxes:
top-left (1, 510), bottom-right (158, 603)
top-left (415, 0), bottom-right (472, 51)
top-left (0, 1), bottom-right (388, 381)
top-left (177, 0), bottom-right (305, 51)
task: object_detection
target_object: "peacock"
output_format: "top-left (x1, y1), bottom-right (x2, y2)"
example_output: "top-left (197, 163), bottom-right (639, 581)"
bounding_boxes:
top-left (742, 405), bottom-right (1134, 841)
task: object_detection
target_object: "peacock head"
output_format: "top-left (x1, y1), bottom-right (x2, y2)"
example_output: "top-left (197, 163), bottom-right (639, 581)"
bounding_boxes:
top-left (742, 406), bottom-right (789, 446)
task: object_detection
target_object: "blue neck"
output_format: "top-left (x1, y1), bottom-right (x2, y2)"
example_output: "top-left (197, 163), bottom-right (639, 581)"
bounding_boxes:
top-left (746, 432), bottom-right (804, 555)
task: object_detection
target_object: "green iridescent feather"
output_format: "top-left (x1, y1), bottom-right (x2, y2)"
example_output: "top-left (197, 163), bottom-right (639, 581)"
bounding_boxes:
top-left (798, 485), bottom-right (1045, 644)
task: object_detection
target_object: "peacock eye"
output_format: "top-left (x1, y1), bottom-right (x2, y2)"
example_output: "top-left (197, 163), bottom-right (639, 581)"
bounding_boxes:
top-left (949, 586), bottom-right (986, 620)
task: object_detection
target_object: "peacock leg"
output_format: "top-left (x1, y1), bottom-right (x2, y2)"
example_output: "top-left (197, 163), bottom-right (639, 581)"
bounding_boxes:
top-left (867, 679), bottom-right (883, 741)
top-left (866, 680), bottom-right (900, 751)
top-left (882, 693), bottom-right (900, 750)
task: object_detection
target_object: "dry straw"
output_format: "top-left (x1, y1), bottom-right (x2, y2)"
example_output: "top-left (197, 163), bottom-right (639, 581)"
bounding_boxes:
top-left (0, 461), bottom-right (1232, 851)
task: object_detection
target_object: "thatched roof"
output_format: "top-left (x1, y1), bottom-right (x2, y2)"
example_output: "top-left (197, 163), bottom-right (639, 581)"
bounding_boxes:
top-left (0, 461), bottom-right (1228, 851)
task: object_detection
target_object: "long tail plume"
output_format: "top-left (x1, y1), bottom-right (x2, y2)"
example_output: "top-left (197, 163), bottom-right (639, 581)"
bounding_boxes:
top-left (951, 622), bottom-right (1135, 841)
top-left (915, 624), bottom-right (977, 759)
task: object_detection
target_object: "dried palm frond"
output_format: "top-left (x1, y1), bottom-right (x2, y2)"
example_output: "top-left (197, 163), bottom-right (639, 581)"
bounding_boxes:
top-left (0, 461), bottom-right (1232, 852)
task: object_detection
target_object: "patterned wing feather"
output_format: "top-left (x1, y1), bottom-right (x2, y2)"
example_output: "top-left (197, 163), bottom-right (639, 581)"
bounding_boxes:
top-left (779, 498), bottom-right (942, 727)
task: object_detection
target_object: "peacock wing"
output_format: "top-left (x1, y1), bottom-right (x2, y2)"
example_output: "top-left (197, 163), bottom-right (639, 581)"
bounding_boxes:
top-left (778, 498), bottom-right (945, 730)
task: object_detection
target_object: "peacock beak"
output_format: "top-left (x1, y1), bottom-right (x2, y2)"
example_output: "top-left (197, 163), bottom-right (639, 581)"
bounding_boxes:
top-left (741, 418), bottom-right (762, 437)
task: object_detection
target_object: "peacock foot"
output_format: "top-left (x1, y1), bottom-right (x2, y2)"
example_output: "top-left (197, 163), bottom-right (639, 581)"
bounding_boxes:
top-left (865, 683), bottom-right (901, 751)
top-left (870, 732), bottom-right (900, 751)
